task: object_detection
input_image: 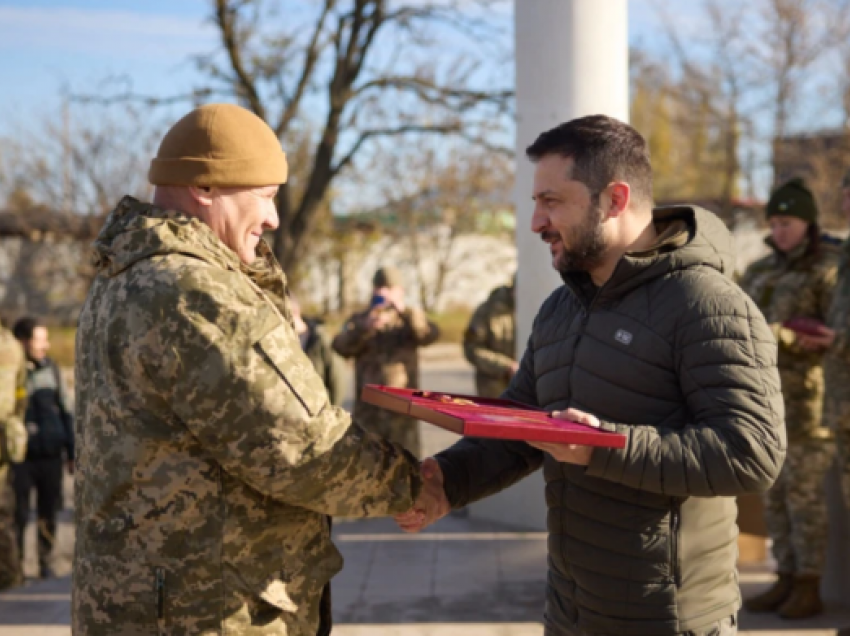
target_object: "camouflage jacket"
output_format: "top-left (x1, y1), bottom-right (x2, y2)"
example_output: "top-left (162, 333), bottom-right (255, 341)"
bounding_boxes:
top-left (463, 284), bottom-right (516, 398)
top-left (0, 327), bottom-right (27, 467)
top-left (73, 197), bottom-right (421, 636)
top-left (739, 237), bottom-right (839, 440)
top-left (302, 319), bottom-right (346, 407)
top-left (332, 305), bottom-right (439, 422)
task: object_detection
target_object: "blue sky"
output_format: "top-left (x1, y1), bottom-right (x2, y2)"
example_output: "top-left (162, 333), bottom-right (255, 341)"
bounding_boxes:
top-left (0, 0), bottom-right (689, 133)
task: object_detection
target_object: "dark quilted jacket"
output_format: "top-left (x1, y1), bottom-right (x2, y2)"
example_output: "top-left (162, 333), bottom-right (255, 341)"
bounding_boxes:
top-left (437, 207), bottom-right (785, 636)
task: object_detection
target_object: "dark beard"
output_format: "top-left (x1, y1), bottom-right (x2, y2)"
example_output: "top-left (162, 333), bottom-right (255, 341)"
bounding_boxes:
top-left (549, 204), bottom-right (607, 276)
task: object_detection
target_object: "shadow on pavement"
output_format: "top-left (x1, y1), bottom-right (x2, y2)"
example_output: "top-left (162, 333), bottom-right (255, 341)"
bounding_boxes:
top-left (0, 576), bottom-right (71, 625)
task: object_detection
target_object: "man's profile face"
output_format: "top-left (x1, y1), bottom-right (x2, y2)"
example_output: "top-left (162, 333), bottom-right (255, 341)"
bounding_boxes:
top-left (25, 326), bottom-right (50, 362)
top-left (204, 185), bottom-right (280, 264)
top-left (530, 154), bottom-right (608, 276)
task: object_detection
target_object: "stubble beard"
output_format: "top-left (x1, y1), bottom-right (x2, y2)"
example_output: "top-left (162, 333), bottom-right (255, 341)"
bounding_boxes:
top-left (552, 204), bottom-right (608, 276)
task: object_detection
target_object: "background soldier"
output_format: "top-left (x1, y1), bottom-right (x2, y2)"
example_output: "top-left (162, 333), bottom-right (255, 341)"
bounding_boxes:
top-left (72, 104), bottom-right (441, 636)
top-left (291, 298), bottom-right (347, 406)
top-left (333, 267), bottom-right (440, 458)
top-left (463, 277), bottom-right (517, 398)
top-left (0, 319), bottom-right (27, 590)
top-left (800, 168), bottom-right (850, 525)
top-left (739, 179), bottom-right (838, 619)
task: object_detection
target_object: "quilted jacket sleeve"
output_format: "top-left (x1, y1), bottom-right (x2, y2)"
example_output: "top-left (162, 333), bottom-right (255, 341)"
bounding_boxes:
top-left (586, 282), bottom-right (786, 497)
top-left (436, 335), bottom-right (544, 508)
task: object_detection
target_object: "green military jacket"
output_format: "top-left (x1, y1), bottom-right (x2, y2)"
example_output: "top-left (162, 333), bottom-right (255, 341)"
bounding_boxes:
top-left (302, 320), bottom-right (346, 407)
top-left (72, 197), bottom-right (421, 636)
top-left (739, 237), bottom-right (839, 440)
top-left (463, 284), bottom-right (516, 398)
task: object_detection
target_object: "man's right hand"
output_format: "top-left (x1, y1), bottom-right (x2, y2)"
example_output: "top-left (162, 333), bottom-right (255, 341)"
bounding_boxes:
top-left (395, 457), bottom-right (450, 533)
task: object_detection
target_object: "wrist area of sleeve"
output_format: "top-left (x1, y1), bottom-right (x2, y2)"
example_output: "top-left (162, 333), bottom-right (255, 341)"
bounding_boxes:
top-left (585, 421), bottom-right (629, 482)
top-left (435, 453), bottom-right (468, 509)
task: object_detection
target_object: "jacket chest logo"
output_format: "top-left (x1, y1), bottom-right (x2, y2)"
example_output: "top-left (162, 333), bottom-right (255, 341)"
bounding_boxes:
top-left (614, 329), bottom-right (633, 345)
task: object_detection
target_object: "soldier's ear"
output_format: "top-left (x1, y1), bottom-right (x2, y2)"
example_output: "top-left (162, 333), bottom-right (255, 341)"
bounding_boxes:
top-left (188, 186), bottom-right (215, 207)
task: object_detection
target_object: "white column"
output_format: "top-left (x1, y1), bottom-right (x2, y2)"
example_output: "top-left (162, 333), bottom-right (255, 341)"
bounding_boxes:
top-left (470, 0), bottom-right (629, 529)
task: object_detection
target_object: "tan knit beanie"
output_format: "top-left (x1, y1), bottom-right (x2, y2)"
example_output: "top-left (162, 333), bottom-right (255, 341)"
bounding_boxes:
top-left (148, 103), bottom-right (288, 187)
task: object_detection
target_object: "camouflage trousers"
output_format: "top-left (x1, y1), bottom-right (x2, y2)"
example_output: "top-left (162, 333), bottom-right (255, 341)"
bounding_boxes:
top-left (0, 466), bottom-right (23, 590)
top-left (821, 386), bottom-right (850, 511)
top-left (763, 437), bottom-right (834, 576)
top-left (354, 406), bottom-right (421, 459)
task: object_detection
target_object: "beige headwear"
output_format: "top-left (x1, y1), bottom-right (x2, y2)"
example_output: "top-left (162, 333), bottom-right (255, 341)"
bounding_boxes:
top-left (149, 103), bottom-right (288, 187)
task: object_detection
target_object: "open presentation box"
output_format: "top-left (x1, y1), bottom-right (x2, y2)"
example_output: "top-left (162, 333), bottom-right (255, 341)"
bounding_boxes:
top-left (361, 385), bottom-right (627, 449)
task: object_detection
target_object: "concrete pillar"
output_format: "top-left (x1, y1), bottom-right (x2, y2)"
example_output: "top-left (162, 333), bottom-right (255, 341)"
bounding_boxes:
top-left (470, 0), bottom-right (629, 530)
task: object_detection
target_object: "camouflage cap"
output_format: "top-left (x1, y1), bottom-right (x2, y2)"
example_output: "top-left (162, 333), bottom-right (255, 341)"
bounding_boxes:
top-left (373, 267), bottom-right (403, 288)
top-left (766, 177), bottom-right (818, 224)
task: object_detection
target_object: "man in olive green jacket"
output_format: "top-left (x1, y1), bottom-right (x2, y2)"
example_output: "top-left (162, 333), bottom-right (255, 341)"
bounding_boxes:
top-left (73, 104), bottom-right (438, 636)
top-left (399, 116), bottom-right (785, 636)
top-left (463, 280), bottom-right (517, 398)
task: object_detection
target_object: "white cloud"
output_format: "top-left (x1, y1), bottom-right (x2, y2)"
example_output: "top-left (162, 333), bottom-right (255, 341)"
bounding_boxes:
top-left (0, 6), bottom-right (217, 58)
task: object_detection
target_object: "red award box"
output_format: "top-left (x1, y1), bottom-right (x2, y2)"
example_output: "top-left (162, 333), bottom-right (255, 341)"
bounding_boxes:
top-left (361, 385), bottom-right (626, 449)
top-left (782, 317), bottom-right (825, 336)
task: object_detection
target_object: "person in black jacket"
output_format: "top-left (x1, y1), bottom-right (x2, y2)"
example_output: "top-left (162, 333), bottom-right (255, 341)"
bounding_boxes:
top-left (397, 116), bottom-right (785, 636)
top-left (12, 317), bottom-right (74, 579)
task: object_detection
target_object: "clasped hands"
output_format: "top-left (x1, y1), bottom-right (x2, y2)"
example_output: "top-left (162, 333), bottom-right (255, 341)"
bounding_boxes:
top-left (394, 408), bottom-right (599, 533)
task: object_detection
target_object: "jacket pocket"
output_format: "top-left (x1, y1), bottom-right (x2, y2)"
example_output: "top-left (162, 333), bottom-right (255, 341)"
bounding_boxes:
top-left (257, 323), bottom-right (328, 417)
top-left (669, 503), bottom-right (681, 587)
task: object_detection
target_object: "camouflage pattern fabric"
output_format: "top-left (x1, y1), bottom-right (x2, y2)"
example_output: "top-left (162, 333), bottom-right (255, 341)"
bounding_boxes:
top-left (463, 284), bottom-right (516, 398)
top-left (333, 305), bottom-right (439, 458)
top-left (739, 238), bottom-right (838, 578)
top-left (739, 238), bottom-right (839, 441)
top-left (72, 196), bottom-right (422, 635)
top-left (762, 438), bottom-right (834, 575)
top-left (823, 238), bottom-right (850, 510)
top-left (302, 320), bottom-right (347, 407)
top-left (0, 326), bottom-right (26, 590)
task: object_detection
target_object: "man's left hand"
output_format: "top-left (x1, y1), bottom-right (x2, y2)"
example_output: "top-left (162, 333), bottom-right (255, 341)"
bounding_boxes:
top-left (527, 408), bottom-right (600, 465)
top-left (798, 325), bottom-right (836, 351)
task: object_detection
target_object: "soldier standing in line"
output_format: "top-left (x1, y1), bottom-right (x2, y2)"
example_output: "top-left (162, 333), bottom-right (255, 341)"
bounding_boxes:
top-left (332, 267), bottom-right (440, 458)
top-left (739, 178), bottom-right (839, 619)
top-left (463, 277), bottom-right (517, 398)
top-left (800, 168), bottom-right (850, 523)
top-left (12, 317), bottom-right (75, 580)
top-left (0, 319), bottom-right (27, 590)
top-left (290, 298), bottom-right (347, 407)
top-left (72, 103), bottom-right (443, 636)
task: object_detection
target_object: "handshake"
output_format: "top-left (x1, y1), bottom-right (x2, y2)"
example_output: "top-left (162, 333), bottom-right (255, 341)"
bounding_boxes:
top-left (395, 457), bottom-right (451, 533)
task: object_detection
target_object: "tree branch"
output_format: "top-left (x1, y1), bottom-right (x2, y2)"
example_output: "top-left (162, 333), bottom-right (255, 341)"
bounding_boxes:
top-left (214, 0), bottom-right (265, 119)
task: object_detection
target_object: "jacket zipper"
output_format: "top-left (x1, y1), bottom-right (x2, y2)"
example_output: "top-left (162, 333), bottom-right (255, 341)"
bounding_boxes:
top-left (670, 502), bottom-right (681, 587)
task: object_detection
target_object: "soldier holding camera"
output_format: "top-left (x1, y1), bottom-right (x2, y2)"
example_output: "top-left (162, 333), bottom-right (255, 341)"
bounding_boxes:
top-left (333, 267), bottom-right (439, 457)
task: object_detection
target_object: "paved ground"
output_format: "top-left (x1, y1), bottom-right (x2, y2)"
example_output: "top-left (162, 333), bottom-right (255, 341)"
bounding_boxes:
top-left (1, 344), bottom-right (849, 635)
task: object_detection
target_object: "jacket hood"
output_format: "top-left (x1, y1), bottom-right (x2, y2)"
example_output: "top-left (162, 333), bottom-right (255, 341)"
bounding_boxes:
top-left (91, 196), bottom-right (242, 277)
top-left (564, 206), bottom-right (735, 302)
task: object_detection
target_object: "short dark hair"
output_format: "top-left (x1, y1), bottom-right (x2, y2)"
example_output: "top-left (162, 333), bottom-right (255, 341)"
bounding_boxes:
top-left (525, 115), bottom-right (654, 206)
top-left (12, 316), bottom-right (44, 341)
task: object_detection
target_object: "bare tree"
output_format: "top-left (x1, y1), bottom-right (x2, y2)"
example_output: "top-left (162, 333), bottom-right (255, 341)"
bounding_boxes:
top-left (79, 0), bottom-right (513, 275)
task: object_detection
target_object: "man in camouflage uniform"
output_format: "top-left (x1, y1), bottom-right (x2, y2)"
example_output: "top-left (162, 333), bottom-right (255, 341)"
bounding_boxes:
top-left (333, 268), bottom-right (439, 457)
top-left (463, 278), bottom-right (517, 398)
top-left (73, 104), bottom-right (440, 636)
top-left (739, 178), bottom-right (838, 619)
top-left (803, 169), bottom-right (850, 513)
top-left (0, 320), bottom-right (27, 590)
